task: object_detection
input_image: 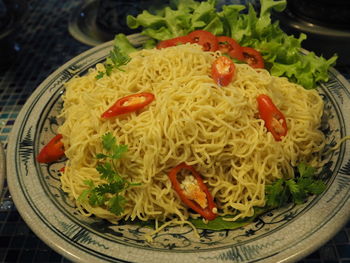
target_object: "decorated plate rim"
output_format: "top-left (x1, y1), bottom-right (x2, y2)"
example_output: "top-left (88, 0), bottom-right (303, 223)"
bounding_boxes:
top-left (6, 33), bottom-right (350, 263)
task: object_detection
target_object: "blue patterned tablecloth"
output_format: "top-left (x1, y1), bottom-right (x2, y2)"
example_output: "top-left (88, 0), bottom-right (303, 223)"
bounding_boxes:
top-left (0, 0), bottom-right (350, 262)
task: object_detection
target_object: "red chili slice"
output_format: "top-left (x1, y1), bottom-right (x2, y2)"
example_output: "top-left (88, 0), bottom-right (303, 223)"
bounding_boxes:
top-left (257, 94), bottom-right (287, 141)
top-left (217, 36), bottom-right (244, 61)
top-left (37, 134), bottom-right (65, 163)
top-left (241, 47), bottom-right (265, 69)
top-left (211, 56), bottom-right (236, 86)
top-left (156, 35), bottom-right (193, 49)
top-left (168, 162), bottom-right (217, 221)
top-left (101, 92), bottom-right (155, 118)
top-left (188, 30), bottom-right (218, 52)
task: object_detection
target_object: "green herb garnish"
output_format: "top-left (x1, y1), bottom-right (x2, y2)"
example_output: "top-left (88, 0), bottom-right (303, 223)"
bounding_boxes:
top-left (266, 162), bottom-right (326, 208)
top-left (95, 71), bottom-right (105, 80)
top-left (96, 44), bottom-right (131, 79)
top-left (189, 163), bottom-right (326, 230)
top-left (78, 132), bottom-right (140, 216)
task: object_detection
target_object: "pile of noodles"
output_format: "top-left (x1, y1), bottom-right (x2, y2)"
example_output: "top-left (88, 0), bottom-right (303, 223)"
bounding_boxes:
top-left (59, 44), bottom-right (325, 226)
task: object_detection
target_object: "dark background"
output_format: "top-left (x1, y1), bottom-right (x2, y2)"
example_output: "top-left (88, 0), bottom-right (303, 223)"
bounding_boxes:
top-left (0, 0), bottom-right (350, 262)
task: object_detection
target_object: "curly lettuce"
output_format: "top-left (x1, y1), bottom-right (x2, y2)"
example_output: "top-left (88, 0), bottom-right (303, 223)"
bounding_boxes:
top-left (125, 0), bottom-right (337, 89)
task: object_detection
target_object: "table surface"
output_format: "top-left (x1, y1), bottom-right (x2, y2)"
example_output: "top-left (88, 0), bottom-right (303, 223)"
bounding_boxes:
top-left (1, 0), bottom-right (350, 262)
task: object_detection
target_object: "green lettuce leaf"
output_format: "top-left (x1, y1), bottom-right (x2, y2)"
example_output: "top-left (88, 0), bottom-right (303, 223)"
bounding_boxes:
top-left (114, 33), bottom-right (137, 55)
top-left (189, 216), bottom-right (252, 231)
top-left (190, 207), bottom-right (267, 230)
top-left (127, 0), bottom-right (201, 40)
top-left (125, 0), bottom-right (337, 89)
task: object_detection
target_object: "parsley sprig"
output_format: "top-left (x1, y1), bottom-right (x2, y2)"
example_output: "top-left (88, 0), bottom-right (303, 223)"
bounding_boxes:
top-left (96, 46), bottom-right (131, 79)
top-left (189, 163), bottom-right (327, 231)
top-left (266, 163), bottom-right (326, 208)
top-left (79, 133), bottom-right (140, 216)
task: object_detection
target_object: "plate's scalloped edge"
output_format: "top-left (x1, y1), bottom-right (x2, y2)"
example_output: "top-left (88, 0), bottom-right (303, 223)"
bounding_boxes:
top-left (6, 40), bottom-right (114, 263)
top-left (274, 66), bottom-right (350, 263)
top-left (6, 36), bottom-right (350, 263)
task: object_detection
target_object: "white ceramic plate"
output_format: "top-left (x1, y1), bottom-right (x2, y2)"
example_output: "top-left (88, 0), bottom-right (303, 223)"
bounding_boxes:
top-left (7, 34), bottom-right (350, 263)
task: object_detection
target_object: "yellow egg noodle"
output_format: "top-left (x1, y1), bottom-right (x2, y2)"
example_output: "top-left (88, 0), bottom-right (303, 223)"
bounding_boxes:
top-left (58, 44), bottom-right (325, 230)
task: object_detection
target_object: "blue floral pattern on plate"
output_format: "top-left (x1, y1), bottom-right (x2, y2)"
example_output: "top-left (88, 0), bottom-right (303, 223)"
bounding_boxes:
top-left (7, 34), bottom-right (350, 263)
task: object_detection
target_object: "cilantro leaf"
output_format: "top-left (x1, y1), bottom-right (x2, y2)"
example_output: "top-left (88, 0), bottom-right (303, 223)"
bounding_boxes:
top-left (298, 162), bottom-right (316, 178)
top-left (78, 189), bottom-right (91, 202)
top-left (96, 153), bottom-right (108, 159)
top-left (78, 133), bottom-right (140, 216)
top-left (89, 189), bottom-right (106, 206)
top-left (265, 163), bottom-right (327, 209)
top-left (104, 63), bottom-right (114, 76)
top-left (102, 133), bottom-right (116, 152)
top-left (96, 71), bottom-right (105, 79)
top-left (107, 46), bottom-right (131, 72)
top-left (304, 180), bottom-right (327, 195)
top-left (96, 162), bottom-right (117, 181)
top-left (108, 195), bottom-right (126, 216)
top-left (286, 179), bottom-right (305, 204)
top-left (96, 180), bottom-right (127, 194)
top-left (265, 179), bottom-right (288, 208)
top-left (111, 144), bottom-right (128, 159)
top-left (100, 132), bottom-right (128, 160)
top-left (95, 36), bottom-right (132, 79)
top-left (83, 179), bottom-right (94, 188)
